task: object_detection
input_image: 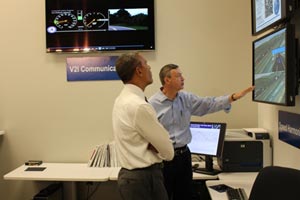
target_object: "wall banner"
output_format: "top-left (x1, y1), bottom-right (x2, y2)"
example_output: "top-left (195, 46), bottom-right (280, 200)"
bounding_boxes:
top-left (66, 56), bottom-right (120, 81)
top-left (279, 110), bottom-right (300, 149)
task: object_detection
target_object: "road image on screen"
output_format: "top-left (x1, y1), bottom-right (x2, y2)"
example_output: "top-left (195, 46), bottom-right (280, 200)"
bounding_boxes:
top-left (254, 28), bottom-right (286, 104)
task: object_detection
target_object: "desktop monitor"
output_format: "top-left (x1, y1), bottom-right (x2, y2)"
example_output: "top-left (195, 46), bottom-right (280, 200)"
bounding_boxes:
top-left (252, 23), bottom-right (298, 106)
top-left (251, 0), bottom-right (295, 35)
top-left (188, 121), bottom-right (227, 175)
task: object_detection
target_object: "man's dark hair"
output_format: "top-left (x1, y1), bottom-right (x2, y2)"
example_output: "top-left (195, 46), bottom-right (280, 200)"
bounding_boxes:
top-left (159, 64), bottom-right (179, 85)
top-left (116, 53), bottom-right (141, 83)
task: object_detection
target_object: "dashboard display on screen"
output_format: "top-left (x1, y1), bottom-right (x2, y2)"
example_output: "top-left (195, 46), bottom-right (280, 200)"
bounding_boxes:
top-left (252, 24), bottom-right (297, 106)
top-left (45, 0), bottom-right (155, 53)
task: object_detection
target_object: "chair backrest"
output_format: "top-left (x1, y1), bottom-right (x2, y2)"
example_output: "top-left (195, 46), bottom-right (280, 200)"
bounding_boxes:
top-left (249, 166), bottom-right (300, 200)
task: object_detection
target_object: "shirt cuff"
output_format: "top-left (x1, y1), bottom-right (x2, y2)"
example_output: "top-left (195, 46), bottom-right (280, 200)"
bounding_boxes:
top-left (224, 104), bottom-right (231, 113)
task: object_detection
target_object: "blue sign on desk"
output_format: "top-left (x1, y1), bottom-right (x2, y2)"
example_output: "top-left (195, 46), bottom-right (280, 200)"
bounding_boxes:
top-left (279, 111), bottom-right (300, 149)
top-left (66, 56), bottom-right (120, 81)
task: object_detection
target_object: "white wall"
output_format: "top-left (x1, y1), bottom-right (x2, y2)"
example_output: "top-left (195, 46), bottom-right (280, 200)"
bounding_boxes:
top-left (0, 0), bottom-right (257, 199)
top-left (258, 102), bottom-right (300, 168)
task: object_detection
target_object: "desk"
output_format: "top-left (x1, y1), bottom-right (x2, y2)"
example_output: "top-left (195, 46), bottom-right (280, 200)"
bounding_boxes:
top-left (206, 172), bottom-right (258, 200)
top-left (4, 163), bottom-right (121, 200)
top-left (4, 163), bottom-right (114, 182)
top-left (109, 167), bottom-right (121, 181)
top-left (4, 163), bottom-right (218, 181)
top-left (4, 162), bottom-right (219, 200)
top-left (107, 166), bottom-right (218, 181)
top-left (193, 171), bottom-right (218, 180)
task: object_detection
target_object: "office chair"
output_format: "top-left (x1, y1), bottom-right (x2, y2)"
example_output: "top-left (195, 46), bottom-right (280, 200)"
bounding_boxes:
top-left (249, 166), bottom-right (300, 200)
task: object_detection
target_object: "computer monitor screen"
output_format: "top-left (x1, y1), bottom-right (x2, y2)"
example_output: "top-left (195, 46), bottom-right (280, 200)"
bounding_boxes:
top-left (251, 0), bottom-right (294, 35)
top-left (252, 24), bottom-right (297, 106)
top-left (188, 122), bottom-right (226, 175)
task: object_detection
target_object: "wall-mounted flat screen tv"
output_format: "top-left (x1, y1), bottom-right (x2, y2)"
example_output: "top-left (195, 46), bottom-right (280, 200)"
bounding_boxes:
top-left (251, 0), bottom-right (295, 35)
top-left (45, 0), bottom-right (155, 53)
top-left (252, 24), bottom-right (298, 106)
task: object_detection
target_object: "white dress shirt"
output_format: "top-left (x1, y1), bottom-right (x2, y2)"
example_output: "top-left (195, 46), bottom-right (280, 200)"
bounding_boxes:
top-left (112, 84), bottom-right (174, 170)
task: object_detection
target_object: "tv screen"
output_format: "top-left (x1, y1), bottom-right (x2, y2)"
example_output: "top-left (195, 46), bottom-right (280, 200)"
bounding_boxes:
top-left (251, 0), bottom-right (295, 35)
top-left (252, 24), bottom-right (297, 106)
top-left (45, 0), bottom-right (155, 53)
top-left (188, 122), bottom-right (226, 175)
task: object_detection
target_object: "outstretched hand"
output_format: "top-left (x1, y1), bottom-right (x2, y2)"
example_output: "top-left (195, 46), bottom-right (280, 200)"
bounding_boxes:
top-left (231, 86), bottom-right (255, 102)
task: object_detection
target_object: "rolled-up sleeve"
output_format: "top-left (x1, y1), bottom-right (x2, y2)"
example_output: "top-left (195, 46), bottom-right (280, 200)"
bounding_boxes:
top-left (186, 93), bottom-right (231, 116)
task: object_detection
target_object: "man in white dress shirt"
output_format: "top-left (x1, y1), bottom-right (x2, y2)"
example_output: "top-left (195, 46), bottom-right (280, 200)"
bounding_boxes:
top-left (112, 52), bottom-right (174, 200)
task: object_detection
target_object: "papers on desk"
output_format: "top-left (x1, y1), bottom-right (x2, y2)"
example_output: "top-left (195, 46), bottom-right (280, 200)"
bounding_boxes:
top-left (88, 141), bottom-right (120, 168)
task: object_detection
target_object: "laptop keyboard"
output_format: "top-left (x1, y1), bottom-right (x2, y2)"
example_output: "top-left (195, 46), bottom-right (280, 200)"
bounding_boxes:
top-left (226, 188), bottom-right (248, 200)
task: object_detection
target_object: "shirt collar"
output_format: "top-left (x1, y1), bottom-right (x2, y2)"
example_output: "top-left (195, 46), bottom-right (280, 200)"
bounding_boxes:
top-left (155, 87), bottom-right (170, 102)
top-left (156, 87), bottom-right (181, 102)
top-left (124, 84), bottom-right (145, 99)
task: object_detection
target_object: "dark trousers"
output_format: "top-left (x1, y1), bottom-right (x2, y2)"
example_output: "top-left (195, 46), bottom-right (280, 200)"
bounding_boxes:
top-left (118, 163), bottom-right (168, 200)
top-left (163, 147), bottom-right (192, 200)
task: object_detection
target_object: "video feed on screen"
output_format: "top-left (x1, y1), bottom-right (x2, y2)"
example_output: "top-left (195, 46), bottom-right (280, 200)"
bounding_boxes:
top-left (109, 9), bottom-right (149, 31)
top-left (253, 28), bottom-right (286, 104)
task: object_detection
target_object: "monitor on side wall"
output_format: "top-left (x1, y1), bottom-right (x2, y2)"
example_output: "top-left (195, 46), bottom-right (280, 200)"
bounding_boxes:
top-left (45, 0), bottom-right (155, 53)
top-left (252, 23), bottom-right (298, 106)
top-left (251, 0), bottom-right (295, 35)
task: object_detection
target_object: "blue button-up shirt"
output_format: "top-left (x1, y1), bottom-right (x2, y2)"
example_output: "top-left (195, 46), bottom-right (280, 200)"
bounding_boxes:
top-left (149, 90), bottom-right (231, 148)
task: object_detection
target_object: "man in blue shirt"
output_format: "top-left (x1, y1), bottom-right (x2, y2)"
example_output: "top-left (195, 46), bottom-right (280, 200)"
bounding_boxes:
top-left (149, 63), bottom-right (254, 200)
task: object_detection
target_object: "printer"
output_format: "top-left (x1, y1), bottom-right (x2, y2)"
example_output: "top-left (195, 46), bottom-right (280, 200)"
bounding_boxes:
top-left (218, 128), bottom-right (272, 172)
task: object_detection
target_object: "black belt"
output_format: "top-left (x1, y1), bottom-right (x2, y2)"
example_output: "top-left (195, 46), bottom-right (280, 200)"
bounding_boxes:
top-left (174, 145), bottom-right (188, 156)
top-left (144, 162), bottom-right (164, 170)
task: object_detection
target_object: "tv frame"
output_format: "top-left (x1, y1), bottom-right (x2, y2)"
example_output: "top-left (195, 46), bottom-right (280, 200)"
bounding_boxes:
top-left (252, 23), bottom-right (298, 106)
top-left (45, 0), bottom-right (155, 53)
top-left (251, 0), bottom-right (295, 35)
top-left (188, 121), bottom-right (227, 175)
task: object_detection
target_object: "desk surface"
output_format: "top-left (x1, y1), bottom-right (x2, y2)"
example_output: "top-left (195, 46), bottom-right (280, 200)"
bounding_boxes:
top-left (4, 163), bottom-right (116, 182)
top-left (109, 167), bottom-right (121, 181)
top-left (206, 172), bottom-right (258, 200)
top-left (4, 163), bottom-right (218, 182)
top-left (193, 171), bottom-right (218, 180)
